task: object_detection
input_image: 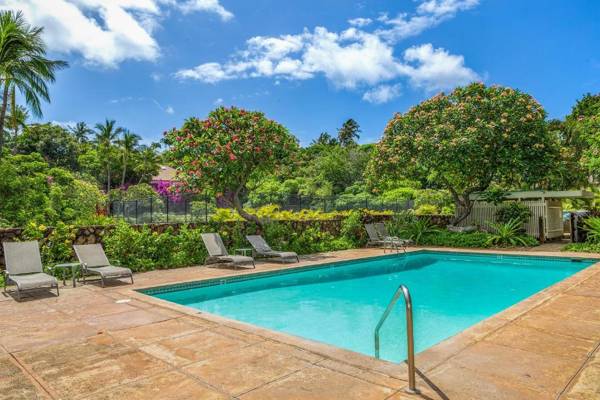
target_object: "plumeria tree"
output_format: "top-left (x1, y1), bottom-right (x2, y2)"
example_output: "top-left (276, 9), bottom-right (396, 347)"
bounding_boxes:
top-left (370, 83), bottom-right (559, 225)
top-left (165, 106), bottom-right (298, 224)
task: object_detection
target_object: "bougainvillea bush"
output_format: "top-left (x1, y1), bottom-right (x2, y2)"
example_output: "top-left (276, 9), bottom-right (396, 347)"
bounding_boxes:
top-left (369, 83), bottom-right (559, 225)
top-left (165, 107), bottom-right (298, 224)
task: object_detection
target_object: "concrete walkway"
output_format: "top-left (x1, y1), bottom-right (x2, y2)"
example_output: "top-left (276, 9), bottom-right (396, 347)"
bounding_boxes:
top-left (0, 246), bottom-right (599, 399)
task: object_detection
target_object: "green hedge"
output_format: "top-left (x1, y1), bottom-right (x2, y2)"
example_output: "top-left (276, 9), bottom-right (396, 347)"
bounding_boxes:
top-left (102, 211), bottom-right (367, 272)
top-left (419, 230), bottom-right (538, 249)
top-left (562, 242), bottom-right (600, 253)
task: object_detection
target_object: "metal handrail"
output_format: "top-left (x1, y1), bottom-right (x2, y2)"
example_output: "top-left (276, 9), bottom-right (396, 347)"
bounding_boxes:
top-left (374, 284), bottom-right (418, 394)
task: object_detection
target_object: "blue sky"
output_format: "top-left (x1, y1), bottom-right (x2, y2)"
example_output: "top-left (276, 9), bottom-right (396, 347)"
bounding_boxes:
top-left (3, 0), bottom-right (600, 145)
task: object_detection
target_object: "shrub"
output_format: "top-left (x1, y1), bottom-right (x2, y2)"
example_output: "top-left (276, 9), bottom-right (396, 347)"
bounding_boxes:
top-left (485, 219), bottom-right (538, 247)
top-left (563, 242), bottom-right (600, 253)
top-left (420, 230), bottom-right (492, 248)
top-left (399, 218), bottom-right (440, 245)
top-left (414, 189), bottom-right (453, 210)
top-left (495, 202), bottom-right (531, 226)
top-left (415, 204), bottom-right (438, 215)
top-left (583, 217), bottom-right (600, 243)
top-left (340, 210), bottom-right (366, 247)
top-left (21, 221), bottom-right (77, 266)
top-left (0, 153), bottom-right (103, 227)
top-left (386, 210), bottom-right (417, 237)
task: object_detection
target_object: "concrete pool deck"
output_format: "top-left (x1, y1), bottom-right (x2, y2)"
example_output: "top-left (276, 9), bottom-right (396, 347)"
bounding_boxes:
top-left (1, 246), bottom-right (599, 399)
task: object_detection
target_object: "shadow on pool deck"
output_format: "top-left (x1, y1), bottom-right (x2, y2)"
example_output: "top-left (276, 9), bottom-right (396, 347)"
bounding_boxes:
top-left (0, 246), bottom-right (599, 399)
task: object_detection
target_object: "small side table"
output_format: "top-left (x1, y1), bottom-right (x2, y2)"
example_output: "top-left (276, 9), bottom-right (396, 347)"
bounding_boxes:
top-left (53, 262), bottom-right (81, 287)
top-left (235, 248), bottom-right (254, 257)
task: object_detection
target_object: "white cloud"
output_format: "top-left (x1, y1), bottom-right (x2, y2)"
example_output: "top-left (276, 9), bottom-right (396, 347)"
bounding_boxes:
top-left (176, 0), bottom-right (480, 102)
top-left (402, 44), bottom-right (479, 91)
top-left (176, 27), bottom-right (403, 89)
top-left (362, 83), bottom-right (402, 104)
top-left (214, 98), bottom-right (224, 105)
top-left (176, 0), bottom-right (233, 20)
top-left (165, 105), bottom-right (175, 114)
top-left (376, 0), bottom-right (479, 42)
top-left (348, 17), bottom-right (372, 27)
top-left (150, 72), bottom-right (163, 81)
top-left (0, 0), bottom-right (233, 68)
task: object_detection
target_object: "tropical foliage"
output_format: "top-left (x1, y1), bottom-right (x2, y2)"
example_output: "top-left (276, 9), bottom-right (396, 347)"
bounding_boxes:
top-left (0, 153), bottom-right (105, 226)
top-left (495, 202), bottom-right (532, 226)
top-left (485, 219), bottom-right (538, 247)
top-left (370, 83), bottom-right (560, 225)
top-left (164, 106), bottom-right (298, 224)
top-left (0, 10), bottom-right (67, 153)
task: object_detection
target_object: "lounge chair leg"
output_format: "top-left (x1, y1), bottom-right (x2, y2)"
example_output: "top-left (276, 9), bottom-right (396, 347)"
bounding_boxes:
top-left (100, 276), bottom-right (105, 288)
top-left (252, 261), bottom-right (256, 269)
top-left (16, 287), bottom-right (20, 301)
top-left (130, 274), bottom-right (134, 284)
top-left (56, 284), bottom-right (60, 297)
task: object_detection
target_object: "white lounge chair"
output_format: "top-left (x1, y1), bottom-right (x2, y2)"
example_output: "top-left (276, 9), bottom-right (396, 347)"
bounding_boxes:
top-left (73, 244), bottom-right (133, 287)
top-left (201, 233), bottom-right (255, 269)
top-left (2, 241), bottom-right (59, 300)
top-left (246, 235), bottom-right (299, 263)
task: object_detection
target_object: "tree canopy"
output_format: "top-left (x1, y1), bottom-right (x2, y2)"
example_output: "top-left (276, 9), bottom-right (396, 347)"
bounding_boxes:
top-left (164, 106), bottom-right (298, 224)
top-left (370, 83), bottom-right (560, 224)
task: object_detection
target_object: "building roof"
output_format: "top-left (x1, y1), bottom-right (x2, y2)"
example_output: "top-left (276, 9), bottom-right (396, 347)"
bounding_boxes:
top-left (471, 190), bottom-right (595, 201)
top-left (151, 165), bottom-right (178, 182)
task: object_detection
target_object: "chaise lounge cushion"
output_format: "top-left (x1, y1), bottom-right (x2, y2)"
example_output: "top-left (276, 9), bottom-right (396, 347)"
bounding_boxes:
top-left (87, 265), bottom-right (132, 278)
top-left (9, 273), bottom-right (57, 291)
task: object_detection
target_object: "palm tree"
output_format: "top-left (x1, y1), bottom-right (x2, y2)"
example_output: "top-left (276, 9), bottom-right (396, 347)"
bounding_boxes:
top-left (311, 132), bottom-right (338, 146)
top-left (94, 119), bottom-right (124, 193)
top-left (6, 102), bottom-right (28, 137)
top-left (69, 122), bottom-right (92, 143)
top-left (118, 130), bottom-right (141, 186)
top-left (337, 118), bottom-right (361, 146)
top-left (0, 11), bottom-right (68, 155)
top-left (135, 144), bottom-right (161, 183)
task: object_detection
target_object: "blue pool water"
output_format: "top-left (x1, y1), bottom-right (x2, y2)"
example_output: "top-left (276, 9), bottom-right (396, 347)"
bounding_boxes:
top-left (145, 251), bottom-right (595, 363)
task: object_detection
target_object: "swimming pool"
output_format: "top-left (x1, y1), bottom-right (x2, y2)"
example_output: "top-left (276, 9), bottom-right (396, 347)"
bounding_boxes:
top-left (143, 251), bottom-right (595, 363)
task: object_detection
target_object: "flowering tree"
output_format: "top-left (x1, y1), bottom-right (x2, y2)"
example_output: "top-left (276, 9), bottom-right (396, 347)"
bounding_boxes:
top-left (165, 107), bottom-right (298, 224)
top-left (370, 83), bottom-right (559, 225)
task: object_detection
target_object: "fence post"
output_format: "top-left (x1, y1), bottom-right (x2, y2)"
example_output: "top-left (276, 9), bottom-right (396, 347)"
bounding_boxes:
top-left (150, 197), bottom-right (153, 223)
top-left (165, 196), bottom-right (169, 223)
top-left (365, 198), bottom-right (369, 210)
top-left (184, 198), bottom-right (188, 223)
top-left (298, 195), bottom-right (302, 211)
top-left (205, 196), bottom-right (208, 223)
top-left (539, 216), bottom-right (545, 244)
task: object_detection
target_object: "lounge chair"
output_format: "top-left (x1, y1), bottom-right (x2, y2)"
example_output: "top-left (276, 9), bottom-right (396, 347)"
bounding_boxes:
top-left (201, 233), bottom-right (255, 269)
top-left (365, 224), bottom-right (386, 246)
top-left (246, 235), bottom-right (299, 263)
top-left (374, 222), bottom-right (413, 245)
top-left (2, 241), bottom-right (59, 300)
top-left (73, 244), bottom-right (133, 287)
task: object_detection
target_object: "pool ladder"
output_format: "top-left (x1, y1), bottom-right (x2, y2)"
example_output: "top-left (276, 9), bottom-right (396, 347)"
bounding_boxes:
top-left (374, 284), bottom-right (418, 394)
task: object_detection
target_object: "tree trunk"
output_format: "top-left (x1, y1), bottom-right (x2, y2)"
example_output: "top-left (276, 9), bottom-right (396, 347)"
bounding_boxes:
top-left (107, 163), bottom-right (111, 194)
top-left (0, 84), bottom-right (9, 156)
top-left (121, 152), bottom-right (127, 187)
top-left (450, 195), bottom-right (474, 226)
top-left (232, 186), bottom-right (262, 226)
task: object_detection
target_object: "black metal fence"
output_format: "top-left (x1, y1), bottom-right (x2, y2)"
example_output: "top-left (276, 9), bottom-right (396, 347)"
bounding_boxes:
top-left (109, 195), bottom-right (414, 224)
